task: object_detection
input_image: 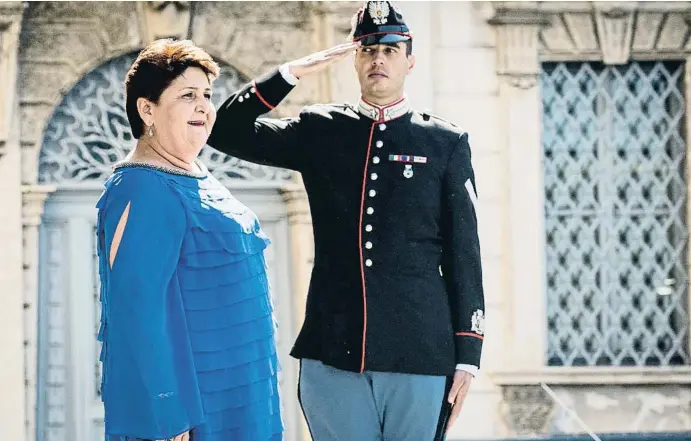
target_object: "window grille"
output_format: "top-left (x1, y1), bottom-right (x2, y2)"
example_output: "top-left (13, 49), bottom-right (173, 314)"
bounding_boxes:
top-left (542, 61), bottom-right (689, 366)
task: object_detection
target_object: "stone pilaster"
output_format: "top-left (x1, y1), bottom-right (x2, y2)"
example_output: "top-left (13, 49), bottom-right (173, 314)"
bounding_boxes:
top-left (0, 2), bottom-right (23, 159)
top-left (280, 181), bottom-right (313, 441)
top-left (0, 4), bottom-right (26, 441)
top-left (22, 184), bottom-right (56, 441)
top-left (486, 2), bottom-right (549, 374)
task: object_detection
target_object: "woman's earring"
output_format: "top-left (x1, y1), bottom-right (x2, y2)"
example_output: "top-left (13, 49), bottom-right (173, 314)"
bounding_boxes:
top-left (148, 125), bottom-right (154, 137)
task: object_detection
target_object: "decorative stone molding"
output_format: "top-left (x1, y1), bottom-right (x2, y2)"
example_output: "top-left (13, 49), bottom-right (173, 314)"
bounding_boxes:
top-left (501, 385), bottom-right (555, 436)
top-left (281, 185), bottom-right (312, 227)
top-left (488, 1), bottom-right (691, 79)
top-left (0, 2), bottom-right (24, 159)
top-left (488, 2), bottom-right (550, 89)
top-left (137, 1), bottom-right (191, 44)
top-left (594, 3), bottom-right (636, 64)
top-left (537, 1), bottom-right (691, 62)
top-left (21, 184), bottom-right (56, 441)
top-left (22, 184), bottom-right (55, 226)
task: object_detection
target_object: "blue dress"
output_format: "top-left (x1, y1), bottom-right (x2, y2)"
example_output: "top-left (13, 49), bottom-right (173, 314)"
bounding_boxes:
top-left (95, 161), bottom-right (283, 441)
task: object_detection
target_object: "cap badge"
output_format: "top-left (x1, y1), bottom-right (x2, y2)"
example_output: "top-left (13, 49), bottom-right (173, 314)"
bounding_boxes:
top-left (368, 1), bottom-right (390, 25)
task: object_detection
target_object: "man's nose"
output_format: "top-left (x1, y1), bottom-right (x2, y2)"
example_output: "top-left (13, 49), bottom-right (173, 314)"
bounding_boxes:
top-left (371, 53), bottom-right (385, 65)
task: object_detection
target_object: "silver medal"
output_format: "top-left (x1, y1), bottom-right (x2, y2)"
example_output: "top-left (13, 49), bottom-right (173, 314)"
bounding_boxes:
top-left (403, 164), bottom-right (414, 179)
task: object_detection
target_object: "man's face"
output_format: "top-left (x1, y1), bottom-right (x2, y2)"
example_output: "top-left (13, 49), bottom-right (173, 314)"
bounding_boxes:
top-left (354, 42), bottom-right (415, 104)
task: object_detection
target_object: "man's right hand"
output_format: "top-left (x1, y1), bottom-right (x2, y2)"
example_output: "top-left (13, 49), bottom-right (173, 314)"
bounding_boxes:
top-left (286, 42), bottom-right (361, 79)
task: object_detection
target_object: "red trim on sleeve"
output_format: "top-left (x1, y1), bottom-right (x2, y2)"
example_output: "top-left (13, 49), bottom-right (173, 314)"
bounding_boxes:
top-left (251, 80), bottom-right (275, 110)
top-left (456, 332), bottom-right (484, 341)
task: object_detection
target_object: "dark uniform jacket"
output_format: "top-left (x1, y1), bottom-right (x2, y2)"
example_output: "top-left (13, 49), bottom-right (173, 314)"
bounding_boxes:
top-left (207, 68), bottom-right (485, 376)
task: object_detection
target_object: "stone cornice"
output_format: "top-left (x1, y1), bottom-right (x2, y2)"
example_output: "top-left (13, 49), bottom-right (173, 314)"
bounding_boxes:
top-left (487, 1), bottom-right (691, 88)
top-left (488, 2), bottom-right (551, 27)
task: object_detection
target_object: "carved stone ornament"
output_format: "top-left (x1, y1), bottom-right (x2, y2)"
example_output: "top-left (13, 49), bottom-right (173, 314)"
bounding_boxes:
top-left (594, 3), bottom-right (636, 65)
top-left (501, 385), bottom-right (555, 436)
top-left (137, 1), bottom-right (192, 43)
top-left (487, 3), bottom-right (550, 89)
top-left (0, 2), bottom-right (24, 159)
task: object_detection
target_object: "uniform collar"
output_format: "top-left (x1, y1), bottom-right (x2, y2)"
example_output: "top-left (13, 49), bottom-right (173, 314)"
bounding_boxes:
top-left (358, 96), bottom-right (410, 122)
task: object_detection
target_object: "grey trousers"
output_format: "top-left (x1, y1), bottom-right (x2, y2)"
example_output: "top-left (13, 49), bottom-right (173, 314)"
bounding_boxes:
top-left (298, 358), bottom-right (451, 441)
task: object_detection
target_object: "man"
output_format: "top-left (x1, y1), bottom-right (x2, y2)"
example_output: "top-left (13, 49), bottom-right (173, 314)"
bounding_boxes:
top-left (207, 2), bottom-right (485, 440)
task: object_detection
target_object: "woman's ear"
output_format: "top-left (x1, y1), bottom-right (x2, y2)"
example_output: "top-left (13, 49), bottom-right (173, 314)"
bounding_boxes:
top-left (136, 97), bottom-right (155, 127)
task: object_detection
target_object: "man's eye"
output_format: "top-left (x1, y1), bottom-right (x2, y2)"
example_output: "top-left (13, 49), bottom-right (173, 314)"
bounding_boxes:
top-left (183, 93), bottom-right (194, 99)
top-left (204, 93), bottom-right (212, 100)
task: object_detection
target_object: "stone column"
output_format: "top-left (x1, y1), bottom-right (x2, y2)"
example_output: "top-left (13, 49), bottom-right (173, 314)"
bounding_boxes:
top-left (280, 182), bottom-right (313, 441)
top-left (22, 184), bottom-right (56, 441)
top-left (0, 3), bottom-right (27, 441)
top-left (488, 2), bottom-right (550, 374)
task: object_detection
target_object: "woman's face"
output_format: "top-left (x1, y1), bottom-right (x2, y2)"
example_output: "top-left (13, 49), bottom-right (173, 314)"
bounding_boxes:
top-left (146, 66), bottom-right (216, 157)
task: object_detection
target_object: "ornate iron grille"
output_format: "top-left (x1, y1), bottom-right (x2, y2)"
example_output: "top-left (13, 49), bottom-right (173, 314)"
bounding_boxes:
top-left (38, 53), bottom-right (293, 186)
top-left (542, 61), bottom-right (690, 366)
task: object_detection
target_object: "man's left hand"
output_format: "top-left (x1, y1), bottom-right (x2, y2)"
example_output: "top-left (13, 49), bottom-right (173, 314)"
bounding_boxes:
top-left (446, 370), bottom-right (473, 434)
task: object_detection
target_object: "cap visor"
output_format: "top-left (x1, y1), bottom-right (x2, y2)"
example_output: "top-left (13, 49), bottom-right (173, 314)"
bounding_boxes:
top-left (361, 33), bottom-right (411, 45)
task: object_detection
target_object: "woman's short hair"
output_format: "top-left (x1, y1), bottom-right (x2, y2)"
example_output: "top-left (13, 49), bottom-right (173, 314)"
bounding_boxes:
top-left (124, 39), bottom-right (220, 139)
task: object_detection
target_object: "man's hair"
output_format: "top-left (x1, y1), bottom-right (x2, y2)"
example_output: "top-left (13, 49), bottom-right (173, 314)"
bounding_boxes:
top-left (124, 39), bottom-right (220, 139)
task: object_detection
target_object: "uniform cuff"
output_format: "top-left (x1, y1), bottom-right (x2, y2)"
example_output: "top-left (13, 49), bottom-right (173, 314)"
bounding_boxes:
top-left (249, 68), bottom-right (297, 111)
top-left (455, 364), bottom-right (478, 377)
top-left (278, 63), bottom-right (299, 85)
top-left (454, 332), bottom-right (483, 367)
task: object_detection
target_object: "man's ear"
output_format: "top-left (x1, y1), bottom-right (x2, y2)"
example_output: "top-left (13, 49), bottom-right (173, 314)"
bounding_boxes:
top-left (407, 54), bottom-right (416, 73)
top-left (136, 97), bottom-right (155, 127)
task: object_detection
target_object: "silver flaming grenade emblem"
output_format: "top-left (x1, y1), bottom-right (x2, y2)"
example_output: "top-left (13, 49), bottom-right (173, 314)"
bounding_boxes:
top-left (368, 1), bottom-right (390, 25)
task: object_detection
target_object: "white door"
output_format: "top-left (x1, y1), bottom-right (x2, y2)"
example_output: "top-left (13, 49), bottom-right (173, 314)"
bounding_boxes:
top-left (37, 187), bottom-right (300, 441)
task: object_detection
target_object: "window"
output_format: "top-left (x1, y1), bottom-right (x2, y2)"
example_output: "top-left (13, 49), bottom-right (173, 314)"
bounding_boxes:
top-left (542, 61), bottom-right (689, 367)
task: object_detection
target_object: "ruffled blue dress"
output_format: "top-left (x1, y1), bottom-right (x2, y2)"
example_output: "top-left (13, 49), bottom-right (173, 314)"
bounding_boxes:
top-left (95, 161), bottom-right (283, 441)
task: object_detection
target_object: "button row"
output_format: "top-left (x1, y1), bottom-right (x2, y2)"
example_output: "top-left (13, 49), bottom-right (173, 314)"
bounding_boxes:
top-left (237, 87), bottom-right (257, 103)
top-left (364, 126), bottom-right (386, 268)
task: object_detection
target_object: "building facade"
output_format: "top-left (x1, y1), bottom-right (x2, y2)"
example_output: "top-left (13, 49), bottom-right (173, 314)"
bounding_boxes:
top-left (0, 2), bottom-right (689, 441)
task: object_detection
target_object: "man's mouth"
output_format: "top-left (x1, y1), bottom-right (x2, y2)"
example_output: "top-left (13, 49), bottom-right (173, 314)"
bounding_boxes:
top-left (368, 72), bottom-right (388, 79)
top-left (188, 121), bottom-right (205, 127)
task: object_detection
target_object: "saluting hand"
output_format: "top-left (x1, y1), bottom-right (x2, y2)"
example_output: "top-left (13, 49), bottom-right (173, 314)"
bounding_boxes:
top-left (446, 370), bottom-right (473, 435)
top-left (286, 42), bottom-right (361, 79)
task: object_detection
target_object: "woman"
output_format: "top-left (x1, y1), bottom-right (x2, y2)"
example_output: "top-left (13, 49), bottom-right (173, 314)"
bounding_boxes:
top-left (96, 39), bottom-right (282, 441)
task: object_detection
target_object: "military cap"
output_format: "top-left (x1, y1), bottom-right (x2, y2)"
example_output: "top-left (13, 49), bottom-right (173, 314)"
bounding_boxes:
top-left (350, 1), bottom-right (412, 45)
